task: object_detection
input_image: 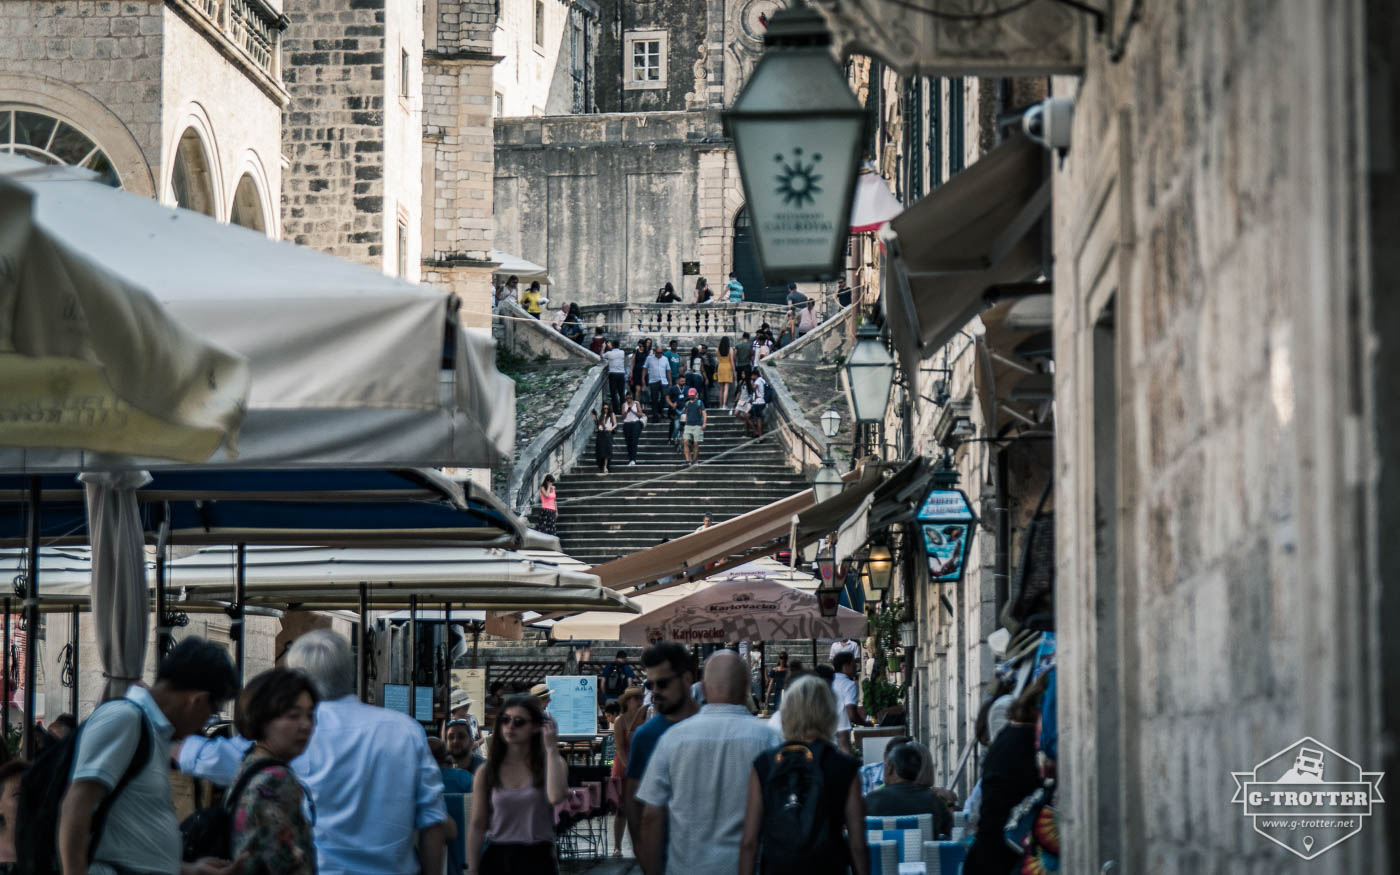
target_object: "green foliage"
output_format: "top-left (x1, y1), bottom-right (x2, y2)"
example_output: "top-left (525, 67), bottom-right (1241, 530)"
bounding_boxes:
top-left (862, 676), bottom-right (903, 715)
top-left (868, 599), bottom-right (904, 656)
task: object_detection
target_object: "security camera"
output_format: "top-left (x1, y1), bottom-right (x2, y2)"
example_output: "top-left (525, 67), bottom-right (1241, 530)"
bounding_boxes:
top-left (1022, 97), bottom-right (1073, 151)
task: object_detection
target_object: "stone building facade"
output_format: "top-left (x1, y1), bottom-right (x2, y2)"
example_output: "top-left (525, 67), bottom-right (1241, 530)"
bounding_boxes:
top-left (492, 0), bottom-right (597, 118)
top-left (0, 0), bottom-right (286, 233)
top-left (280, 0), bottom-right (422, 278)
top-left (494, 110), bottom-right (744, 305)
top-left (815, 0), bottom-right (1396, 871)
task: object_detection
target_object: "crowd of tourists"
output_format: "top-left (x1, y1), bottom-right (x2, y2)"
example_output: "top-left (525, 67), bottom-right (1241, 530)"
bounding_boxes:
top-left (0, 626), bottom-right (1054, 875)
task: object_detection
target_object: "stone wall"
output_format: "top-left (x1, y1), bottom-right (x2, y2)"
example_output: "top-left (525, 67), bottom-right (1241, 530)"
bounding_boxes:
top-left (0, 0), bottom-right (284, 217)
top-left (1052, 2), bottom-right (1381, 871)
top-left (494, 110), bottom-right (742, 306)
top-left (282, 0), bottom-right (421, 276)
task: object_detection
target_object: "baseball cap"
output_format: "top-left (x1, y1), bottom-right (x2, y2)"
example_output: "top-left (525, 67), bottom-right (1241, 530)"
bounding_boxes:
top-left (688, 388), bottom-right (697, 397)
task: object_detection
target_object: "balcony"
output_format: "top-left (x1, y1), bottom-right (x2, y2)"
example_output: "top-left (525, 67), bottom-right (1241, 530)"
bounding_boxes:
top-left (576, 301), bottom-right (793, 344)
top-left (174, 0), bottom-right (288, 101)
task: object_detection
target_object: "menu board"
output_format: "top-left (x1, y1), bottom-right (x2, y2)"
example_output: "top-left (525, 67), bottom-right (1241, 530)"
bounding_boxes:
top-left (545, 675), bottom-right (597, 738)
top-left (382, 683), bottom-right (434, 722)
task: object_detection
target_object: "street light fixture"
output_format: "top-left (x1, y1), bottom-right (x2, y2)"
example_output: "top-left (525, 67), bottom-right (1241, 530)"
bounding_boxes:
top-left (866, 543), bottom-right (894, 592)
top-left (813, 459), bottom-right (843, 503)
top-left (845, 323), bottom-right (896, 423)
top-left (815, 543), bottom-right (840, 617)
top-left (821, 408), bottom-right (842, 438)
top-left (723, 3), bottom-right (867, 281)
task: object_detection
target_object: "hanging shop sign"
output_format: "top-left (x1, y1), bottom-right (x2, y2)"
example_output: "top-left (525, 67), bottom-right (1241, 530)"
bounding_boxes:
top-left (916, 487), bottom-right (976, 584)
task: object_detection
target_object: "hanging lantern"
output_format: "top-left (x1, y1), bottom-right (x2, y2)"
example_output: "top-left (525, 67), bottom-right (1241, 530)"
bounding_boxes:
top-left (845, 323), bottom-right (895, 423)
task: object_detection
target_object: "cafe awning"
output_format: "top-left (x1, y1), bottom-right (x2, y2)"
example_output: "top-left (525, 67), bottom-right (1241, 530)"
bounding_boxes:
top-left (883, 134), bottom-right (1050, 400)
top-left (974, 295), bottom-right (1055, 435)
top-left (590, 464), bottom-right (891, 594)
top-left (834, 457), bottom-right (937, 562)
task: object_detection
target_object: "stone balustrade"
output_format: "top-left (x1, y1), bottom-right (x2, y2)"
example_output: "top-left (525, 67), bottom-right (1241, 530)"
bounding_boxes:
top-left (577, 301), bottom-right (792, 343)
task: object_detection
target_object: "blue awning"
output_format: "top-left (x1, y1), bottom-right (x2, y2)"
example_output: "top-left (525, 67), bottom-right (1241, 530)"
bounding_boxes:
top-left (0, 469), bottom-right (519, 547)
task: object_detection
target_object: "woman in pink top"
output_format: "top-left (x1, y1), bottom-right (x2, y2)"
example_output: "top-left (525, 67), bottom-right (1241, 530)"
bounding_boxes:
top-left (467, 695), bottom-right (569, 874)
top-left (537, 475), bottom-right (558, 535)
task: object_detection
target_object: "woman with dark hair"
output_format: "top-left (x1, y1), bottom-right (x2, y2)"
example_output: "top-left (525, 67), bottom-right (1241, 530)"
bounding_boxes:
top-left (536, 475), bottom-right (558, 535)
top-left (693, 277), bottom-right (713, 304)
top-left (562, 303), bottom-right (585, 344)
top-left (592, 403), bottom-right (617, 474)
top-left (467, 695), bottom-right (568, 874)
top-left (620, 394), bottom-right (646, 466)
top-left (0, 760), bottom-right (28, 872)
top-left (230, 668), bottom-right (320, 874)
top-left (656, 282), bottom-right (681, 304)
top-left (963, 674), bottom-right (1048, 875)
top-left (764, 650), bottom-right (790, 711)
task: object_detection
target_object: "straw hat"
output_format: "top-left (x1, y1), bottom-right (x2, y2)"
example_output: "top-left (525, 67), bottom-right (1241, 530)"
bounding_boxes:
top-left (450, 688), bottom-right (472, 711)
top-left (529, 682), bottom-right (552, 702)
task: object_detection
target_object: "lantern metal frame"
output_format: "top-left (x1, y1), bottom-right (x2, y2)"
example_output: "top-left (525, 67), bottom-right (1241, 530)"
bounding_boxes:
top-left (844, 323), bottom-right (896, 424)
top-left (813, 458), bottom-right (844, 503)
top-left (820, 408), bottom-right (842, 438)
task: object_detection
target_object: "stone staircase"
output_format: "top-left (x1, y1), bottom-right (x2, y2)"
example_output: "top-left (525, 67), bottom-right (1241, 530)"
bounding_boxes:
top-left (553, 409), bottom-right (810, 567)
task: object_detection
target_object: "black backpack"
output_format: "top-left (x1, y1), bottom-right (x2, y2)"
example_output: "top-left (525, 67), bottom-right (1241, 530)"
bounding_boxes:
top-left (603, 663), bottom-right (628, 697)
top-left (16, 699), bottom-right (152, 875)
top-left (179, 757), bottom-right (287, 862)
top-left (759, 742), bottom-right (840, 866)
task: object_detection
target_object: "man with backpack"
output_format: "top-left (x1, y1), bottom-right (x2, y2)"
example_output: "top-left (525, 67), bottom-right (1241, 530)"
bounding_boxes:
top-left (600, 650), bottom-right (636, 705)
top-left (681, 387), bottom-right (707, 466)
top-left (636, 650), bottom-right (781, 875)
top-left (47, 636), bottom-right (241, 875)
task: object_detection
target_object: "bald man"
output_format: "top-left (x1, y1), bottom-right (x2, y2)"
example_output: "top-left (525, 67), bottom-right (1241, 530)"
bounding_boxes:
top-left (636, 649), bottom-right (782, 875)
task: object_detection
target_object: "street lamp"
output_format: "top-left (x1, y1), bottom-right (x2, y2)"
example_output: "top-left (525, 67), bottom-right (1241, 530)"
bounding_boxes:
top-left (723, 3), bottom-right (867, 281)
top-left (821, 408), bottom-right (842, 438)
top-left (813, 459), bottom-right (843, 503)
top-left (845, 323), bottom-right (895, 423)
top-left (866, 543), bottom-right (893, 592)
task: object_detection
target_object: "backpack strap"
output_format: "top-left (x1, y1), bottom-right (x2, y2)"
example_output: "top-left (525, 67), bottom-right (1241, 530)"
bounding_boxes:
top-left (223, 757), bottom-right (290, 813)
top-left (88, 699), bottom-right (153, 862)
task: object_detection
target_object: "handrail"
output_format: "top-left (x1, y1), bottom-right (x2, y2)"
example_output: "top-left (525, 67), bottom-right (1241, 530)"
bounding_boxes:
top-left (577, 301), bottom-right (791, 338)
top-left (504, 364), bottom-right (607, 515)
top-left (756, 360), bottom-right (830, 478)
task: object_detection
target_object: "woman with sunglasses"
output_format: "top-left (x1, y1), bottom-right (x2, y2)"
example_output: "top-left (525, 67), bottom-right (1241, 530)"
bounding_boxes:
top-left (467, 695), bottom-right (568, 874)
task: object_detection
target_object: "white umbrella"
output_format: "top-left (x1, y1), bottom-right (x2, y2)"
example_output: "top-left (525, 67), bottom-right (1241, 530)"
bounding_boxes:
top-left (617, 576), bottom-right (866, 645)
top-left (550, 558), bottom-right (824, 642)
top-left (849, 162), bottom-right (904, 233)
top-left (490, 249), bottom-right (552, 285)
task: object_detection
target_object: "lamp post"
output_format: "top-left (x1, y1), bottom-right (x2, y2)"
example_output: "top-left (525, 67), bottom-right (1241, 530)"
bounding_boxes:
top-left (724, 3), bottom-right (867, 281)
top-left (821, 408), bottom-right (842, 438)
top-left (845, 323), bottom-right (895, 424)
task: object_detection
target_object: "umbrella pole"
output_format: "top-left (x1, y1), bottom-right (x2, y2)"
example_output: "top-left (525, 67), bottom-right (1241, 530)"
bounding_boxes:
top-left (408, 594), bottom-right (418, 723)
top-left (2, 597), bottom-right (9, 742)
top-left (811, 638), bottom-right (817, 670)
top-left (358, 583), bottom-right (369, 703)
top-left (441, 602), bottom-right (451, 730)
top-left (23, 476), bottom-right (40, 741)
top-left (69, 605), bottom-right (79, 716)
top-left (155, 510), bottom-right (170, 659)
top-left (233, 543), bottom-right (246, 686)
top-left (758, 641), bottom-right (765, 709)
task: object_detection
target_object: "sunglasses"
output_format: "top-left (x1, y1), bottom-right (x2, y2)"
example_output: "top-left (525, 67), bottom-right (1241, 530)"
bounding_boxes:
top-left (501, 715), bottom-right (535, 728)
top-left (644, 674), bottom-right (679, 692)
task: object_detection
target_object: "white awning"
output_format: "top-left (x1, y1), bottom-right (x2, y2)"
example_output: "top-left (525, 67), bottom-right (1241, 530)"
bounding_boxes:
top-left (490, 250), bottom-right (552, 285)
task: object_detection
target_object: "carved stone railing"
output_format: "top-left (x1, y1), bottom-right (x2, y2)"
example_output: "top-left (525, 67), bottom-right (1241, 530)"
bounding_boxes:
top-left (173, 0), bottom-right (286, 85)
top-left (577, 302), bottom-right (791, 342)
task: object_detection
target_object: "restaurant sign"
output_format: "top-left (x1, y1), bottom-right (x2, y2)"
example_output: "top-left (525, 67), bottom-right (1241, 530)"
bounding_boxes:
top-left (916, 487), bottom-right (976, 583)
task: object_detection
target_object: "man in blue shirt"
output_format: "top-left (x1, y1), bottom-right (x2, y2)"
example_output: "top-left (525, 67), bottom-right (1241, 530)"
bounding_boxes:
top-left (664, 340), bottom-right (682, 382)
top-left (664, 375), bottom-right (688, 444)
top-left (625, 642), bottom-right (699, 856)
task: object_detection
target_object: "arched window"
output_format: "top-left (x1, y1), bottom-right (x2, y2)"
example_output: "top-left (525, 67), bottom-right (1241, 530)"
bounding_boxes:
top-left (0, 107), bottom-right (121, 187)
top-left (170, 128), bottom-right (216, 217)
top-left (229, 172), bottom-right (266, 233)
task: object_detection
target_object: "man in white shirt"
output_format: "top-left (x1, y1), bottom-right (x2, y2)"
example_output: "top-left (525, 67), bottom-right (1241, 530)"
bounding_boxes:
top-left (748, 373), bottom-right (768, 438)
top-left (645, 346), bottom-right (672, 418)
top-left (636, 650), bottom-right (782, 875)
top-left (603, 341), bottom-right (627, 410)
top-left (831, 651), bottom-right (868, 755)
top-left (178, 631), bottom-right (448, 875)
top-left (829, 636), bottom-right (861, 663)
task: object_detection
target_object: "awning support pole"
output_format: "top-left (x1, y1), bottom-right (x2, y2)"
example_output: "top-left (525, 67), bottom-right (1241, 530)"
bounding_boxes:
top-left (358, 583), bottom-right (369, 702)
top-left (811, 638), bottom-right (817, 672)
top-left (2, 597), bottom-right (10, 739)
top-left (233, 543), bottom-right (246, 686)
top-left (408, 594), bottom-right (418, 723)
top-left (441, 601), bottom-right (452, 730)
top-left (69, 605), bottom-right (79, 716)
top-left (155, 507), bottom-right (171, 659)
top-left (24, 476), bottom-right (40, 741)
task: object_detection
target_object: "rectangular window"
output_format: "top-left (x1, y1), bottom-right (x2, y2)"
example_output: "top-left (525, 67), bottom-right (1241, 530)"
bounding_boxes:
top-left (949, 77), bottom-right (965, 175)
top-left (396, 220), bottom-right (408, 278)
top-left (623, 30), bottom-right (667, 90)
top-left (534, 0), bottom-right (545, 50)
top-left (929, 77), bottom-right (943, 189)
top-left (400, 48), bottom-right (410, 98)
top-left (494, 92), bottom-right (504, 117)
